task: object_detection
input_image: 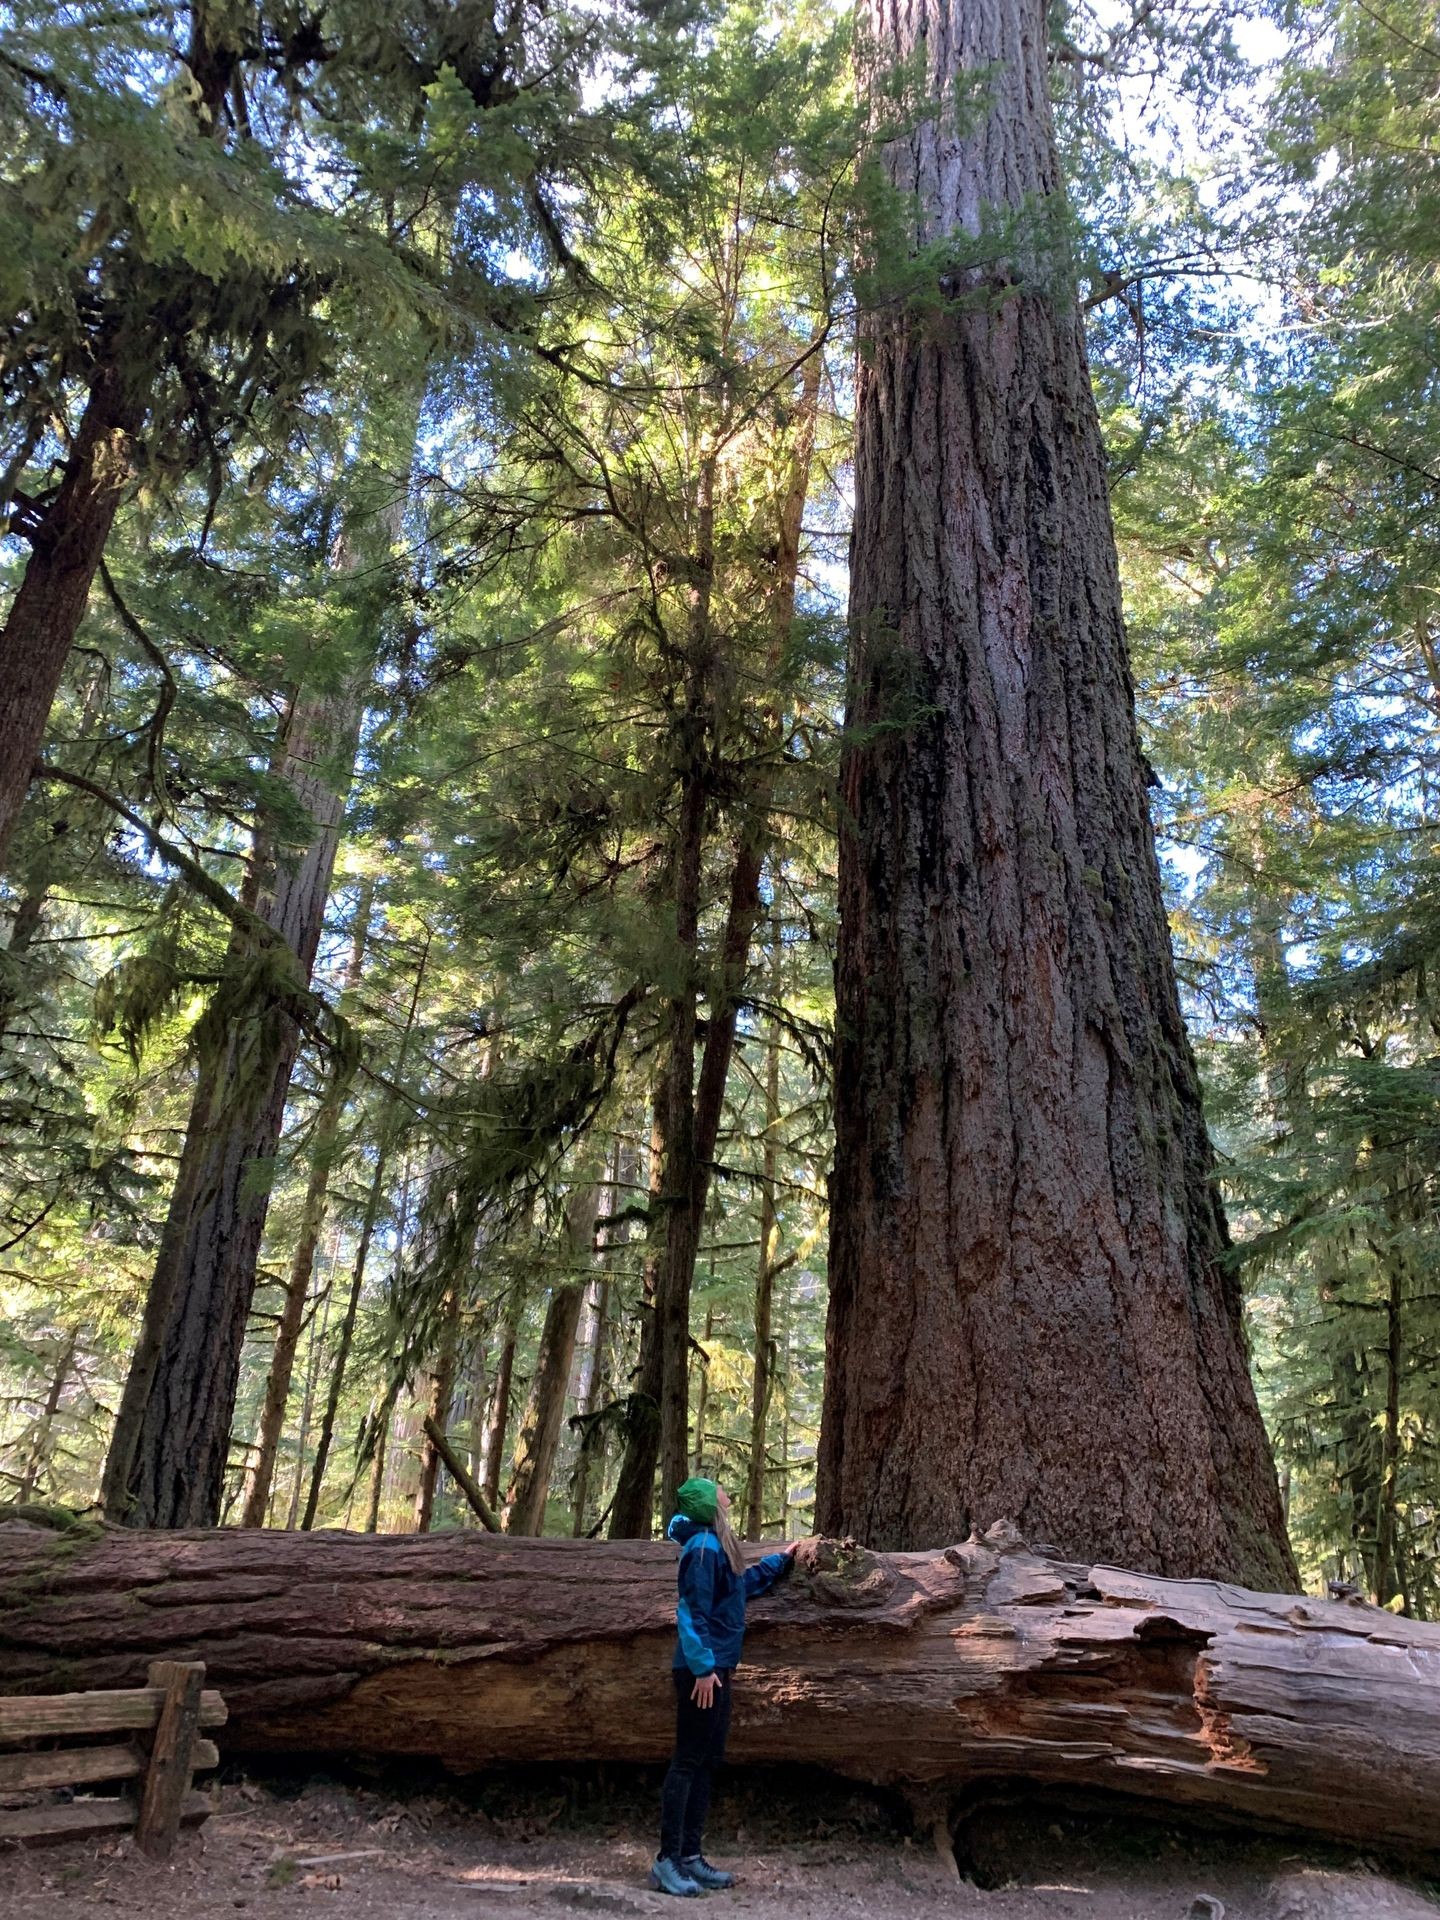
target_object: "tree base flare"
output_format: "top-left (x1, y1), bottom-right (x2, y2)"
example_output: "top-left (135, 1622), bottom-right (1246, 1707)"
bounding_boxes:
top-left (1, 1519), bottom-right (1436, 1857)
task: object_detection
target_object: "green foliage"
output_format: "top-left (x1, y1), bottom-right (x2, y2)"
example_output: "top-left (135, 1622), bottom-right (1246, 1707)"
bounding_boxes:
top-left (4, 0), bottom-right (1440, 1614)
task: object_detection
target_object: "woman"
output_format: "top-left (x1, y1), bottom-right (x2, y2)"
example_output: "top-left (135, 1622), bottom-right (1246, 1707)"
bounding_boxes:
top-left (650, 1476), bottom-right (796, 1897)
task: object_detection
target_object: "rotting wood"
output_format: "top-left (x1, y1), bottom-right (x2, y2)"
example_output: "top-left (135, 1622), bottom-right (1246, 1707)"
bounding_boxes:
top-left (1, 1521), bottom-right (1437, 1857)
top-left (135, 1658), bottom-right (206, 1859)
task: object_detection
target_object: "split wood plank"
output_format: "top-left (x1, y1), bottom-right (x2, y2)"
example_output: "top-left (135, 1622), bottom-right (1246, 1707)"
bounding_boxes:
top-left (0, 1790), bottom-right (211, 1851)
top-left (0, 1737), bottom-right (218, 1793)
top-left (134, 1659), bottom-right (205, 1860)
top-left (0, 1687), bottom-right (226, 1739)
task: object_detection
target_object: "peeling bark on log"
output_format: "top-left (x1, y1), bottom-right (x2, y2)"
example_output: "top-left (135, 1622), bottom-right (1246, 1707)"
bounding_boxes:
top-left (1, 1523), bottom-right (1437, 1856)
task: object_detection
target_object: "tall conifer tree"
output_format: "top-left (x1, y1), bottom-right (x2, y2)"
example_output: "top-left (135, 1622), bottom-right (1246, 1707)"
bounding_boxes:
top-left (818, 0), bottom-right (1295, 1584)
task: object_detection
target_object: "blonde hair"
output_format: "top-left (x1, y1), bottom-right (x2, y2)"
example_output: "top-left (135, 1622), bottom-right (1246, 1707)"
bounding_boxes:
top-left (713, 1503), bottom-right (746, 1576)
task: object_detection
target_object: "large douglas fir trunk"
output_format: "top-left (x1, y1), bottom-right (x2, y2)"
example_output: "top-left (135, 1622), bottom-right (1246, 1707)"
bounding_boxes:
top-left (819, 0), bottom-right (1295, 1586)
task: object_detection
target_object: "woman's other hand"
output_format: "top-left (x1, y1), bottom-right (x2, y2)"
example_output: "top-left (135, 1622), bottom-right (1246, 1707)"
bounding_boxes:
top-left (691, 1672), bottom-right (722, 1708)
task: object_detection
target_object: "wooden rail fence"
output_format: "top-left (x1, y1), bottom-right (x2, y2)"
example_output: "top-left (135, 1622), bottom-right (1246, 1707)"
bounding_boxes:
top-left (0, 1661), bottom-right (224, 1855)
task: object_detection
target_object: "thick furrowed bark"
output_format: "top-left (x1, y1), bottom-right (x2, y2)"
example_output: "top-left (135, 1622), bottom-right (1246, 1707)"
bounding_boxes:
top-left (822, 0), bottom-right (1294, 1583)
top-left (101, 680), bottom-right (355, 1529)
top-left (1, 1523), bottom-right (1436, 1857)
top-left (0, 363), bottom-right (142, 874)
top-left (241, 884), bottom-right (374, 1529)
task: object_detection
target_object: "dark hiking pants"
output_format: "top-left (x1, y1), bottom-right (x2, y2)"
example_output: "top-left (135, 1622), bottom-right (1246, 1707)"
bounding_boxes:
top-left (658, 1667), bottom-right (733, 1861)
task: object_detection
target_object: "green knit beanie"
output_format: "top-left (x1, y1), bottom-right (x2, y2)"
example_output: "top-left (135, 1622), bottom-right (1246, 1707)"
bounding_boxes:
top-left (675, 1476), bottom-right (720, 1524)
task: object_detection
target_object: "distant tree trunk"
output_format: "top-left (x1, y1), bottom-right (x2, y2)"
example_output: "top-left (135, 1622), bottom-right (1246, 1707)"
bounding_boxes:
top-left (744, 930), bottom-right (784, 1540)
top-left (284, 1251), bottom-right (335, 1530)
top-left (571, 1141), bottom-right (625, 1536)
top-left (608, 1093), bottom-right (669, 1537)
top-left (611, 360), bottom-right (820, 1533)
top-left (481, 1273), bottom-right (527, 1511)
top-left (241, 881), bottom-right (375, 1527)
top-left (0, 360), bottom-right (144, 872)
top-left (16, 1330), bottom-right (77, 1503)
top-left (299, 1142), bottom-right (402, 1533)
top-left (414, 1290), bottom-right (461, 1534)
top-left (690, 1304), bottom-right (714, 1478)
top-left (300, 934), bottom-right (429, 1530)
top-left (364, 1401), bottom-right (392, 1534)
top-left (655, 524), bottom-right (713, 1523)
top-left (819, 0), bottom-right (1295, 1585)
top-left (569, 1271), bottom-right (611, 1536)
top-left (468, 1344), bottom-right (489, 1485)
top-left (0, 873), bottom-right (47, 1049)
top-left (1374, 1250), bottom-right (1405, 1608)
top-left (504, 1181), bottom-right (601, 1535)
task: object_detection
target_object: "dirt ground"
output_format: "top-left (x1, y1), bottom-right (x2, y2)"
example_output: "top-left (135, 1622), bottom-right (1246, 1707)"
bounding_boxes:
top-left (4, 1765), bottom-right (1437, 1920)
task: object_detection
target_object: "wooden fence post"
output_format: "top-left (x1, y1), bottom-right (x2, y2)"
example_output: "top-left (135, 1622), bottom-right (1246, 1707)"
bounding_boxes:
top-left (135, 1660), bottom-right (206, 1860)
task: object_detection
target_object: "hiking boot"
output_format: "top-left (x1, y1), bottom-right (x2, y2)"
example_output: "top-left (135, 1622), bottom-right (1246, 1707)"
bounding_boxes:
top-left (648, 1857), bottom-right (702, 1897)
top-left (680, 1857), bottom-right (736, 1891)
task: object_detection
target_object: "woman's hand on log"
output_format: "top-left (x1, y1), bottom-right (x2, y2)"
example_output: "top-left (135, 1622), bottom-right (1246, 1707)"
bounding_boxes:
top-left (691, 1673), bottom-right (722, 1709)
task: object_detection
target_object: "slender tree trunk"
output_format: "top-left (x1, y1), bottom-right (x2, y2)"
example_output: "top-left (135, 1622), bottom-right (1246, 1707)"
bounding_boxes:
top-left (610, 361), bottom-right (820, 1533)
top-left (0, 361), bottom-right (144, 872)
top-left (744, 929), bottom-right (784, 1539)
top-left (414, 1290), bottom-right (461, 1534)
top-left (690, 1304), bottom-right (714, 1478)
top-left (1374, 1254), bottom-right (1405, 1607)
top-left (241, 881), bottom-right (375, 1527)
top-left (609, 1088), bottom-right (671, 1535)
top-left (284, 1245), bottom-right (336, 1530)
top-left (655, 579), bottom-right (713, 1523)
top-left (571, 1140), bottom-right (623, 1535)
top-left (16, 1330), bottom-right (78, 1503)
top-left (364, 1399), bottom-right (392, 1534)
top-left (299, 1148), bottom-right (395, 1531)
top-left (300, 933), bottom-right (429, 1530)
top-left (504, 1182), bottom-right (601, 1535)
top-left (0, 873), bottom-right (48, 1050)
top-left (569, 1271), bottom-right (611, 1536)
top-left (482, 1275), bottom-right (527, 1511)
top-left (467, 1315), bottom-right (492, 1503)
top-left (819, 0), bottom-right (1295, 1585)
top-left (780, 1273), bottom-right (792, 1540)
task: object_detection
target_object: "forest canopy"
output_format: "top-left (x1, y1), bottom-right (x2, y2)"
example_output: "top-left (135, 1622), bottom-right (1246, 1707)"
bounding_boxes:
top-left (2, 0), bottom-right (1439, 1617)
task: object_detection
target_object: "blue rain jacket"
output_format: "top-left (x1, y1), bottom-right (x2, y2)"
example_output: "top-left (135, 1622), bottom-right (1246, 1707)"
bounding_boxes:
top-left (666, 1512), bottom-right (788, 1676)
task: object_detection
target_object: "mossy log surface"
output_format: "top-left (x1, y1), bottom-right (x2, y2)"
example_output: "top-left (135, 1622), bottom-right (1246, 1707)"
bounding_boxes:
top-left (2, 1520), bottom-right (1437, 1854)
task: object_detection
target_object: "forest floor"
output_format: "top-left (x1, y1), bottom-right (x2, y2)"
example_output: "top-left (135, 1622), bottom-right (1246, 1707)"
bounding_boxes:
top-left (4, 1762), bottom-right (1437, 1920)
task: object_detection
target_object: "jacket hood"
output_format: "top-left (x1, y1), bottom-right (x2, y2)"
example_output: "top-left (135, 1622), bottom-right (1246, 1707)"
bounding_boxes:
top-left (666, 1513), bottom-right (712, 1546)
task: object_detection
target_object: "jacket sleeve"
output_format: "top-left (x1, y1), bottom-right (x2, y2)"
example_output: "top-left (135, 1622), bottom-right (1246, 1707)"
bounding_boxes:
top-left (742, 1551), bottom-right (789, 1599)
top-left (675, 1543), bottom-right (719, 1675)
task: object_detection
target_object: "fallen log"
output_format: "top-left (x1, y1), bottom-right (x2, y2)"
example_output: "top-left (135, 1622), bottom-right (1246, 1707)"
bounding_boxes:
top-left (2, 1519), bottom-right (1437, 1856)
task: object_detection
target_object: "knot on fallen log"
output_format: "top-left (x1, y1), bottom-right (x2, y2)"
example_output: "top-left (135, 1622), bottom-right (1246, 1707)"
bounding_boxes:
top-left (800, 1538), bottom-right (897, 1609)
